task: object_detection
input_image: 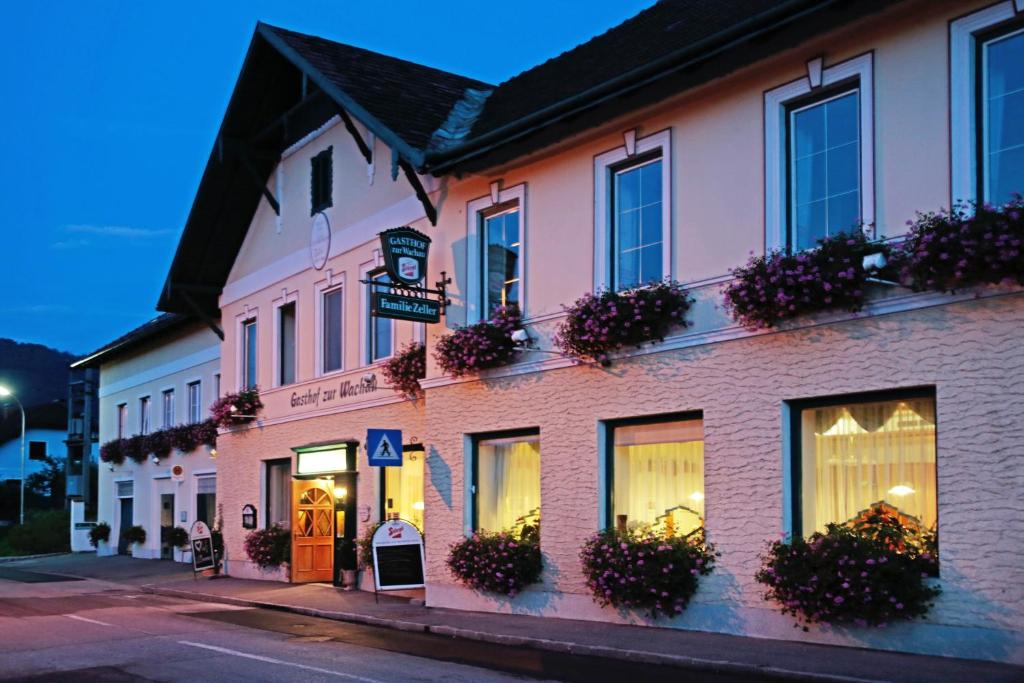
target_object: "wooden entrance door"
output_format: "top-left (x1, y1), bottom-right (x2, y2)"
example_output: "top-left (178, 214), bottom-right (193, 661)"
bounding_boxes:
top-left (292, 481), bottom-right (334, 583)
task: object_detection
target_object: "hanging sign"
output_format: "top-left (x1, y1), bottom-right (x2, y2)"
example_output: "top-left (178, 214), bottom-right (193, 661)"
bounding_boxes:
top-left (379, 227), bottom-right (430, 287)
top-left (366, 428), bottom-right (402, 467)
top-left (371, 291), bottom-right (441, 323)
top-left (189, 520), bottom-right (215, 573)
top-left (372, 519), bottom-right (425, 590)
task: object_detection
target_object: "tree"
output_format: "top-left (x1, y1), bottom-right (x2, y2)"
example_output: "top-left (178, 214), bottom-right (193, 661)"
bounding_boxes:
top-left (26, 456), bottom-right (65, 504)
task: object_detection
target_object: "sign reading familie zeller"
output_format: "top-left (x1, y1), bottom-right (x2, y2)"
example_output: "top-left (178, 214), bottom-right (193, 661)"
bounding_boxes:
top-left (372, 291), bottom-right (441, 323)
top-left (367, 429), bottom-right (402, 467)
top-left (379, 227), bottom-right (430, 287)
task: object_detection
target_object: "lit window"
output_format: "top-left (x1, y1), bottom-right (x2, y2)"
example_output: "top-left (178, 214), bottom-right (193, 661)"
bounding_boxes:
top-left (187, 381), bottom-right (202, 424)
top-left (473, 432), bottom-right (540, 534)
top-left (981, 27), bottom-right (1024, 204)
top-left (367, 271), bottom-right (393, 363)
top-left (278, 302), bottom-right (296, 385)
top-left (608, 416), bottom-right (704, 537)
top-left (482, 208), bottom-right (521, 314)
top-left (138, 396), bottom-right (151, 435)
top-left (383, 448), bottom-right (425, 531)
top-left (796, 394), bottom-right (937, 546)
top-left (162, 389), bottom-right (175, 428)
top-left (789, 90), bottom-right (861, 250)
top-left (323, 288), bottom-right (343, 373)
top-left (612, 157), bottom-right (663, 289)
top-left (242, 319), bottom-right (258, 390)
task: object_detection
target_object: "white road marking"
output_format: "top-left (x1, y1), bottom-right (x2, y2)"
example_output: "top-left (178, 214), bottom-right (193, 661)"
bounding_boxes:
top-left (64, 614), bottom-right (112, 626)
top-left (177, 641), bottom-right (386, 683)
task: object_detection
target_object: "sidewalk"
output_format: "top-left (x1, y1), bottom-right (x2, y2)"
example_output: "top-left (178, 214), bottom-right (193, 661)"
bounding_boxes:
top-left (141, 575), bottom-right (1024, 683)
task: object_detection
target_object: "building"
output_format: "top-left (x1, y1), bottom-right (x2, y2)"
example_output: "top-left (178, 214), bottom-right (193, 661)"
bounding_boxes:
top-left (0, 401), bottom-right (68, 522)
top-left (156, 0), bottom-right (1024, 663)
top-left (72, 314), bottom-right (221, 560)
top-left (65, 366), bottom-right (99, 516)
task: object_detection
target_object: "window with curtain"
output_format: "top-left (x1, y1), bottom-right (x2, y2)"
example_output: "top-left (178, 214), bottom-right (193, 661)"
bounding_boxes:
top-left (279, 302), bottom-right (296, 385)
top-left (116, 403), bottom-right (127, 439)
top-left (475, 433), bottom-right (540, 534)
top-left (242, 319), bottom-right (257, 389)
top-left (788, 89), bottom-right (861, 251)
top-left (610, 417), bottom-right (704, 537)
top-left (981, 26), bottom-right (1024, 204)
top-left (265, 459), bottom-right (291, 529)
top-left (799, 396), bottom-right (937, 538)
top-left (482, 207), bottom-right (520, 315)
top-left (611, 157), bottom-right (663, 290)
top-left (187, 381), bottom-right (202, 424)
top-left (367, 271), bottom-right (393, 363)
top-left (383, 448), bottom-right (425, 531)
top-left (323, 288), bottom-right (343, 373)
top-left (139, 396), bottom-right (151, 435)
top-left (162, 389), bottom-right (174, 428)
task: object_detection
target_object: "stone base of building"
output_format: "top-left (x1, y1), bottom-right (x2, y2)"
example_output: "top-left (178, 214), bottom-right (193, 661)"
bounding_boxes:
top-left (427, 583), bottom-right (1024, 664)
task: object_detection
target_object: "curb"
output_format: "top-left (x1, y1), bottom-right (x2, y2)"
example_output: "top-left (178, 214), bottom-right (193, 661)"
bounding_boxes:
top-left (0, 552), bottom-right (70, 564)
top-left (141, 584), bottom-right (881, 683)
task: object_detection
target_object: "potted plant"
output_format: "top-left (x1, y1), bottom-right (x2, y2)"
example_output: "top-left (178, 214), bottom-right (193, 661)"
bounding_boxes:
top-left (164, 525), bottom-right (189, 550)
top-left (446, 524), bottom-right (542, 597)
top-left (89, 522), bottom-right (111, 549)
top-left (434, 305), bottom-right (522, 377)
top-left (580, 526), bottom-right (716, 618)
top-left (554, 280), bottom-right (692, 365)
top-left (755, 504), bottom-right (940, 630)
top-left (382, 342), bottom-right (426, 397)
top-left (243, 525), bottom-right (291, 572)
top-left (210, 389), bottom-right (264, 428)
top-left (122, 525), bottom-right (147, 547)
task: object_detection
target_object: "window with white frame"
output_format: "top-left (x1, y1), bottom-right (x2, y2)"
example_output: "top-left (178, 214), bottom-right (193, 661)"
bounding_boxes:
top-left (265, 459), bottom-right (291, 529)
top-left (951, 3), bottom-right (1024, 205)
top-left (366, 269), bottom-right (393, 363)
top-left (116, 403), bottom-right (127, 439)
top-left (241, 318), bottom-right (258, 390)
top-left (323, 286), bottom-right (344, 373)
top-left (594, 131), bottom-right (671, 291)
top-left (278, 301), bottom-right (297, 385)
top-left (139, 396), bottom-right (151, 435)
top-left (214, 373), bottom-right (221, 399)
top-left (466, 183), bottom-right (527, 323)
top-left (765, 54), bottom-right (874, 251)
top-left (187, 381), bottom-right (202, 424)
top-left (161, 389), bottom-right (175, 428)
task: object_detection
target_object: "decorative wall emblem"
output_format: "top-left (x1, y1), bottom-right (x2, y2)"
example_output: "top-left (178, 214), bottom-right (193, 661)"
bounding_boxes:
top-left (310, 212), bottom-right (331, 270)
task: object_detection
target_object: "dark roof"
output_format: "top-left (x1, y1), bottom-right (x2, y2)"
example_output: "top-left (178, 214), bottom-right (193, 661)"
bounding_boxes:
top-left (71, 314), bottom-right (194, 369)
top-left (263, 25), bottom-right (491, 156)
top-left (0, 401), bottom-right (67, 444)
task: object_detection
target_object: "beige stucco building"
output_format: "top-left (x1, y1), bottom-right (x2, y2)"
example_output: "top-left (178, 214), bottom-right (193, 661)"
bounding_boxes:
top-left (153, 0), bottom-right (1024, 663)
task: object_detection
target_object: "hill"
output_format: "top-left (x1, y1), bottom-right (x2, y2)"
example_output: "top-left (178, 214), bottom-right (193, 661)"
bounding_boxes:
top-left (0, 338), bottom-right (76, 409)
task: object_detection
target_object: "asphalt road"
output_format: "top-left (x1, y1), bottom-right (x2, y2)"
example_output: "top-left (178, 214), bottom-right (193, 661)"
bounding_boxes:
top-left (0, 564), bottom-right (751, 683)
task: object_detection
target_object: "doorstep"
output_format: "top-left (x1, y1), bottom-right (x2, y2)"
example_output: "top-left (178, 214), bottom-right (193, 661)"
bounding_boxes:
top-left (140, 578), bottom-right (1024, 683)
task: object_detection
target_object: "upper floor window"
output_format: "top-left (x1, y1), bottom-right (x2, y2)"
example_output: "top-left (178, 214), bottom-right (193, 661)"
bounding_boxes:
top-left (466, 183), bottom-right (527, 323)
top-left (278, 301), bottom-right (297, 386)
top-left (952, 4), bottom-right (1024, 206)
top-left (366, 270), bottom-right (393, 363)
top-left (161, 389), bottom-right (175, 428)
top-left (788, 89), bottom-right (861, 251)
top-left (483, 207), bottom-right (521, 314)
top-left (116, 403), bottom-right (127, 439)
top-left (765, 53), bottom-right (874, 251)
top-left (187, 381), bottom-right (202, 424)
top-left (311, 146), bottom-right (333, 214)
top-left (139, 396), bottom-right (151, 435)
top-left (594, 130), bottom-right (671, 291)
top-left (323, 287), bottom-right (344, 373)
top-left (242, 318), bottom-right (258, 390)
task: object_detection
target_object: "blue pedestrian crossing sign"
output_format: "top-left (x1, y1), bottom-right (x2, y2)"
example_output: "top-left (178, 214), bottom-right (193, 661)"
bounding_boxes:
top-left (367, 429), bottom-right (403, 467)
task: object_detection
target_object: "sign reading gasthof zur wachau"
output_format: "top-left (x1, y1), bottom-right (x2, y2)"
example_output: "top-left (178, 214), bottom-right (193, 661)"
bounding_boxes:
top-left (379, 227), bottom-right (430, 287)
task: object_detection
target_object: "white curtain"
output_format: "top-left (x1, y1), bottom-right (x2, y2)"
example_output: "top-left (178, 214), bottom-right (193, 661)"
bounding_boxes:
top-left (803, 398), bottom-right (936, 534)
top-left (478, 437), bottom-right (540, 533)
top-left (613, 419), bottom-right (704, 536)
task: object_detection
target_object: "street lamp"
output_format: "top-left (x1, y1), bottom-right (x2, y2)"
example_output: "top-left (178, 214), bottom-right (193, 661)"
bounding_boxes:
top-left (0, 386), bottom-right (26, 525)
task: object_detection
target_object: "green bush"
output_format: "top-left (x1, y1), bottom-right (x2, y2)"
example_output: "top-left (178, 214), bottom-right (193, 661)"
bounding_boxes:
top-left (122, 525), bottom-right (146, 546)
top-left (89, 522), bottom-right (111, 548)
top-left (6, 509), bottom-right (70, 555)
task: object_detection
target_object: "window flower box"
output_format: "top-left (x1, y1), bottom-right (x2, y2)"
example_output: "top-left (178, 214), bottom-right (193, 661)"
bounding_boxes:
top-left (99, 439), bottom-right (125, 466)
top-left (382, 342), bottom-right (426, 398)
top-left (723, 232), bottom-right (886, 330)
top-left (555, 281), bottom-right (692, 365)
top-left (580, 527), bottom-right (716, 618)
top-left (434, 305), bottom-right (522, 377)
top-left (755, 504), bottom-right (940, 629)
top-left (210, 389), bottom-right (264, 428)
top-left (446, 526), bottom-right (542, 597)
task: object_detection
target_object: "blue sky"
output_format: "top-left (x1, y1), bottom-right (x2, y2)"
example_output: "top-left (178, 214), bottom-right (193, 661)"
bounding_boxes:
top-left (0, 0), bottom-right (653, 355)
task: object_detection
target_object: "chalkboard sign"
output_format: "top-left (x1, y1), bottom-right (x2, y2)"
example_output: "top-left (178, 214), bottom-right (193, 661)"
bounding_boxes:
top-left (371, 520), bottom-right (425, 590)
top-left (190, 521), bottom-right (215, 573)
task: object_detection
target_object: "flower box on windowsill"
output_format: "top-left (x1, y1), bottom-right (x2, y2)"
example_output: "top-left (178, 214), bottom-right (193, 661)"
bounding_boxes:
top-left (210, 389), bottom-right (264, 429)
top-left (433, 305), bottom-right (523, 378)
